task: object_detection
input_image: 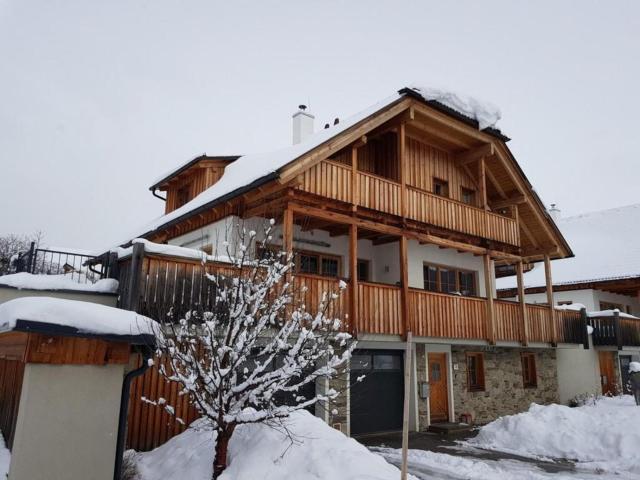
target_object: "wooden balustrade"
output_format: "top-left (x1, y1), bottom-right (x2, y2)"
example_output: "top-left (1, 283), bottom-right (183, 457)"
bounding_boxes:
top-left (526, 304), bottom-right (554, 343)
top-left (293, 274), bottom-right (349, 323)
top-left (357, 172), bottom-right (402, 216)
top-left (556, 309), bottom-right (584, 344)
top-left (408, 289), bottom-right (487, 339)
top-left (357, 282), bottom-right (403, 335)
top-left (494, 300), bottom-right (523, 341)
top-left (299, 160), bottom-right (352, 205)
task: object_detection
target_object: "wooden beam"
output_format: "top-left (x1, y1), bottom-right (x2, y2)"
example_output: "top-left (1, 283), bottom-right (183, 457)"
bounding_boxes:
top-left (406, 118), bottom-right (475, 149)
top-left (517, 261), bottom-right (530, 346)
top-left (351, 145), bottom-right (359, 210)
top-left (399, 236), bottom-right (410, 337)
top-left (489, 194), bottom-right (527, 210)
top-left (398, 122), bottom-right (407, 218)
top-left (478, 156), bottom-right (488, 210)
top-left (484, 254), bottom-right (496, 345)
top-left (544, 254), bottom-right (558, 345)
top-left (283, 207), bottom-right (293, 255)
top-left (457, 143), bottom-right (495, 165)
top-left (349, 224), bottom-right (359, 337)
top-left (485, 166), bottom-right (507, 199)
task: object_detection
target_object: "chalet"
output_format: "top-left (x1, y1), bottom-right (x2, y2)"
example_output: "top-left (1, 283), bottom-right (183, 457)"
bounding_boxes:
top-left (114, 85), bottom-right (595, 445)
top-left (498, 204), bottom-right (640, 402)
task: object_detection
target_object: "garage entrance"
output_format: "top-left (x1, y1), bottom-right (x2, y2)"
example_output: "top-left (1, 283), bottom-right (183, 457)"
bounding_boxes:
top-left (350, 349), bottom-right (404, 435)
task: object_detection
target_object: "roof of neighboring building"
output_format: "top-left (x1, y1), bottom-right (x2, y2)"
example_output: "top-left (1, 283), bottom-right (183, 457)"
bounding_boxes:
top-left (497, 203), bottom-right (640, 291)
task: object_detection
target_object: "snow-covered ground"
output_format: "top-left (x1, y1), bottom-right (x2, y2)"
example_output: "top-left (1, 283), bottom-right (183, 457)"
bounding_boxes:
top-left (0, 433), bottom-right (10, 479)
top-left (134, 410), bottom-right (412, 480)
top-left (469, 395), bottom-right (640, 475)
top-left (0, 272), bottom-right (118, 293)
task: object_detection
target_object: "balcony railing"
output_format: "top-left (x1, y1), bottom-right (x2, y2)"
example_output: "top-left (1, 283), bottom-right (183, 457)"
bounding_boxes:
top-left (297, 160), bottom-right (520, 246)
top-left (590, 313), bottom-right (640, 348)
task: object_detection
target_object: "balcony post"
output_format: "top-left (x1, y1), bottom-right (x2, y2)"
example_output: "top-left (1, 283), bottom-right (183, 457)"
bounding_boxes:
top-left (516, 260), bottom-right (529, 346)
top-left (398, 122), bottom-right (407, 219)
top-left (349, 224), bottom-right (359, 336)
top-left (614, 310), bottom-right (623, 351)
top-left (478, 157), bottom-right (488, 211)
top-left (282, 207), bottom-right (294, 273)
top-left (399, 235), bottom-right (410, 337)
top-left (483, 254), bottom-right (496, 344)
top-left (351, 145), bottom-right (359, 210)
top-left (581, 308), bottom-right (590, 350)
top-left (544, 254), bottom-right (558, 345)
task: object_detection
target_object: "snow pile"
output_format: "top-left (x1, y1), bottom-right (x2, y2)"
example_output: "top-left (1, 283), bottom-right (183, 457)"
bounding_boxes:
top-left (407, 85), bottom-right (501, 129)
top-left (554, 303), bottom-right (586, 311)
top-left (136, 410), bottom-right (409, 480)
top-left (0, 272), bottom-right (118, 293)
top-left (630, 362), bottom-right (640, 373)
top-left (0, 433), bottom-right (9, 479)
top-left (469, 395), bottom-right (640, 474)
top-left (588, 309), bottom-right (640, 320)
top-left (116, 238), bottom-right (233, 264)
top-left (0, 297), bottom-right (157, 338)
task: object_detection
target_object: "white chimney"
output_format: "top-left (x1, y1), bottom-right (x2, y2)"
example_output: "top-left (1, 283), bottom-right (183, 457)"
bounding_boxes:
top-left (292, 105), bottom-right (314, 145)
top-left (549, 203), bottom-right (561, 221)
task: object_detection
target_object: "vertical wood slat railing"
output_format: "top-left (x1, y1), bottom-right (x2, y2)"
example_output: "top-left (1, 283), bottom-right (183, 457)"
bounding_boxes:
top-left (0, 358), bottom-right (25, 450)
top-left (357, 282), bottom-right (403, 335)
top-left (296, 160), bottom-right (519, 246)
top-left (494, 300), bottom-right (523, 341)
top-left (526, 305), bottom-right (554, 343)
top-left (556, 309), bottom-right (585, 345)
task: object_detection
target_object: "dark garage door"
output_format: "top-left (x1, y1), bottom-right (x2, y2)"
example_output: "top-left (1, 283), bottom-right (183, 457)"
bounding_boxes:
top-left (350, 349), bottom-right (404, 435)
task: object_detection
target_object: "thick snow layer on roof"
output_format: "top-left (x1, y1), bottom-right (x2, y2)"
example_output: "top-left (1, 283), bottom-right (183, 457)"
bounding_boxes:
top-left (0, 273), bottom-right (118, 293)
top-left (497, 204), bottom-right (640, 290)
top-left (134, 410), bottom-right (410, 480)
top-left (587, 309), bottom-right (639, 320)
top-left (117, 239), bottom-right (234, 264)
top-left (0, 297), bottom-right (157, 337)
top-left (408, 85), bottom-right (501, 129)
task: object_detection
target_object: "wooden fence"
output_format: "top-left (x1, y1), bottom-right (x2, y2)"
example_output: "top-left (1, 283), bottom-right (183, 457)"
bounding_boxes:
top-left (0, 358), bottom-right (24, 450)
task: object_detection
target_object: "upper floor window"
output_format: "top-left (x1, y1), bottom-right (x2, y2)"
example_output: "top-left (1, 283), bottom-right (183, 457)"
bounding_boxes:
top-left (176, 184), bottom-right (191, 208)
top-left (357, 259), bottom-right (370, 282)
top-left (461, 187), bottom-right (476, 206)
top-left (466, 352), bottom-right (485, 391)
top-left (521, 352), bottom-right (538, 388)
top-left (423, 263), bottom-right (477, 296)
top-left (295, 250), bottom-right (341, 277)
top-left (558, 300), bottom-right (573, 306)
top-left (433, 178), bottom-right (449, 197)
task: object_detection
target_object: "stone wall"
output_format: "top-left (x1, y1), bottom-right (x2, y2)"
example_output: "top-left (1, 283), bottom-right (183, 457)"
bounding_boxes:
top-left (451, 347), bottom-right (559, 424)
top-left (415, 344), bottom-right (429, 430)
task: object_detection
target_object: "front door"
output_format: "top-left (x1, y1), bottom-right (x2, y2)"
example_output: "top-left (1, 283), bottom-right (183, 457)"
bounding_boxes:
top-left (428, 353), bottom-right (449, 423)
top-left (599, 351), bottom-right (617, 395)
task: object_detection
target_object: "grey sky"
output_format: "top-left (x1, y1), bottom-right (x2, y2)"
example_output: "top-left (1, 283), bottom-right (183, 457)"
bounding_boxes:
top-left (1, 1), bottom-right (639, 251)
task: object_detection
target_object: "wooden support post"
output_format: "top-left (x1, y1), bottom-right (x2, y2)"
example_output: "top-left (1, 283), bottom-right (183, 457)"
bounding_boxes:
top-left (544, 254), bottom-right (558, 345)
top-left (581, 308), bottom-right (590, 350)
top-left (399, 235), bottom-right (410, 336)
top-left (398, 122), bottom-right (407, 219)
top-left (614, 310), bottom-right (623, 351)
top-left (127, 242), bottom-right (145, 312)
top-left (400, 331), bottom-right (413, 480)
top-left (516, 261), bottom-right (529, 346)
top-left (478, 157), bottom-right (488, 211)
top-left (349, 224), bottom-right (359, 336)
top-left (282, 207), bottom-right (294, 255)
top-left (351, 146), bottom-right (359, 210)
top-left (484, 254), bottom-right (496, 344)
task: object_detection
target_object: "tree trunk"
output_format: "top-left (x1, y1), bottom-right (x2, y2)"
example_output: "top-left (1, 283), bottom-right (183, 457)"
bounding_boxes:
top-left (213, 424), bottom-right (236, 479)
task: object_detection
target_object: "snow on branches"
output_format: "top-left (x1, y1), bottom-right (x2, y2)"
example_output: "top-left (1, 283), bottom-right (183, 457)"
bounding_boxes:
top-left (152, 219), bottom-right (356, 478)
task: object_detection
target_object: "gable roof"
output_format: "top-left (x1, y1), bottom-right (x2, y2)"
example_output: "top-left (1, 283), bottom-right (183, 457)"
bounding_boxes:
top-left (497, 203), bottom-right (640, 291)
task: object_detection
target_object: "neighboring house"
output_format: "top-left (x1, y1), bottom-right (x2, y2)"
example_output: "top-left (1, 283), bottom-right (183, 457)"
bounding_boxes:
top-left (497, 204), bottom-right (640, 402)
top-left (114, 86), bottom-right (595, 445)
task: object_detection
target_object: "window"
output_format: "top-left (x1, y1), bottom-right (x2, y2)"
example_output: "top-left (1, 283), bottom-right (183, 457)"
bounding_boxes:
top-left (373, 354), bottom-right (402, 370)
top-left (433, 178), bottom-right (449, 197)
top-left (295, 250), bottom-right (342, 277)
top-left (176, 184), bottom-right (191, 208)
top-left (600, 301), bottom-right (624, 311)
top-left (558, 300), bottom-right (573, 306)
top-left (521, 353), bottom-right (537, 388)
top-left (466, 352), bottom-right (485, 391)
top-left (357, 259), bottom-right (370, 282)
top-left (461, 187), bottom-right (476, 206)
top-left (423, 263), bottom-right (477, 296)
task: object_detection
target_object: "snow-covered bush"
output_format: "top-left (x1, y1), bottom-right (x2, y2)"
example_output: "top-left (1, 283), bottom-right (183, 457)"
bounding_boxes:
top-left (151, 220), bottom-right (355, 479)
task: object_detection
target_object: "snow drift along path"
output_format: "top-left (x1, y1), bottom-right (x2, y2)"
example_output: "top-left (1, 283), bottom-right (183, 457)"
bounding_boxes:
top-left (136, 410), bottom-right (413, 480)
top-left (468, 395), bottom-right (640, 474)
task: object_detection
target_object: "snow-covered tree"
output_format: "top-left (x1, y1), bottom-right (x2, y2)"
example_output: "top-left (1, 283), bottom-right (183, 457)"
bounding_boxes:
top-left (152, 220), bottom-right (355, 479)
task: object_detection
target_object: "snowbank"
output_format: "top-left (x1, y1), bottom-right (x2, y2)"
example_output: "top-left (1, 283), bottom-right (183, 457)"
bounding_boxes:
top-left (0, 297), bottom-right (157, 338)
top-left (0, 433), bottom-right (9, 479)
top-left (136, 411), bottom-right (409, 480)
top-left (469, 395), bottom-right (640, 474)
top-left (630, 362), bottom-right (640, 373)
top-left (0, 272), bottom-right (118, 293)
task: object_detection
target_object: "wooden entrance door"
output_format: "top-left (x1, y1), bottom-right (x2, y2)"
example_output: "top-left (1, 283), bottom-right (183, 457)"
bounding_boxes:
top-left (428, 353), bottom-right (449, 423)
top-left (598, 351), bottom-right (617, 395)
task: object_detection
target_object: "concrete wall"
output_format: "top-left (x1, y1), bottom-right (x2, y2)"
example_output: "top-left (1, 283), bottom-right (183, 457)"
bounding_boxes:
top-left (0, 286), bottom-right (117, 307)
top-left (9, 363), bottom-right (125, 480)
top-left (556, 339), bottom-right (602, 404)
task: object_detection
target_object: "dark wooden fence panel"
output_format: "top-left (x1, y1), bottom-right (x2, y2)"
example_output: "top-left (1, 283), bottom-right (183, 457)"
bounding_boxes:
top-left (0, 358), bottom-right (25, 449)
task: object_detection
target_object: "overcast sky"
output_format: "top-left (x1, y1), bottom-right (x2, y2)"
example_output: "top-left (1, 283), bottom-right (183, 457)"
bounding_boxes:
top-left (1, 1), bottom-right (639, 251)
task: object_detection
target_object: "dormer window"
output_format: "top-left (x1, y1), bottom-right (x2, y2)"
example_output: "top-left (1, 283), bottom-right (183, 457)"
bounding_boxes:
top-left (433, 178), bottom-right (449, 197)
top-left (176, 184), bottom-right (191, 208)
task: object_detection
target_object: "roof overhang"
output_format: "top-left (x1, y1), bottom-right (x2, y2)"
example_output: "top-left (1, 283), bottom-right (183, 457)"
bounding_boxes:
top-left (498, 275), bottom-right (640, 298)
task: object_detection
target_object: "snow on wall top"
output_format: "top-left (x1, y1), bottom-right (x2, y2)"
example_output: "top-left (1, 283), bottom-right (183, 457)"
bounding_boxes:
top-left (0, 296), bottom-right (157, 337)
top-left (497, 203), bottom-right (640, 291)
top-left (128, 86), bottom-right (502, 243)
top-left (0, 272), bottom-right (118, 293)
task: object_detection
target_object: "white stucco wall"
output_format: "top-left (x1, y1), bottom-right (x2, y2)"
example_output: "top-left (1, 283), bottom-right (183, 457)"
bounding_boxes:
top-left (556, 338), bottom-right (602, 404)
top-left (510, 288), bottom-right (640, 315)
top-left (9, 363), bottom-right (125, 480)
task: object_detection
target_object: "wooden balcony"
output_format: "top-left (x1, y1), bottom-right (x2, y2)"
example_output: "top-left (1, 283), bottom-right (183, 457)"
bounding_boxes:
top-left (298, 160), bottom-right (519, 246)
top-left (590, 314), bottom-right (640, 348)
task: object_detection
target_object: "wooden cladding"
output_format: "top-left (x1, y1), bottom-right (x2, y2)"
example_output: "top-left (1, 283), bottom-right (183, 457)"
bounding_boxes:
top-left (0, 358), bottom-right (24, 449)
top-left (357, 282), bottom-right (403, 335)
top-left (297, 160), bottom-right (519, 246)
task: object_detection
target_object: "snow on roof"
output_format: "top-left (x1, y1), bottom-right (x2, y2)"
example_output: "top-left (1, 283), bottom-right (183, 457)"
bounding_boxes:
top-left (117, 238), bottom-right (233, 265)
top-left (497, 204), bottom-right (640, 291)
top-left (150, 155), bottom-right (241, 190)
top-left (0, 273), bottom-right (118, 293)
top-left (128, 86), bottom-right (503, 242)
top-left (0, 297), bottom-right (158, 338)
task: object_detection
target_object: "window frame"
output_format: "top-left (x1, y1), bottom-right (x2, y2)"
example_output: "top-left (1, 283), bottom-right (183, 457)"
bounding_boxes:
top-left (432, 177), bottom-right (450, 198)
top-left (460, 187), bottom-right (477, 206)
top-left (466, 352), bottom-right (485, 392)
top-left (357, 258), bottom-right (371, 282)
top-left (422, 262), bottom-right (478, 297)
top-left (521, 352), bottom-right (538, 388)
top-left (294, 249), bottom-right (342, 278)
